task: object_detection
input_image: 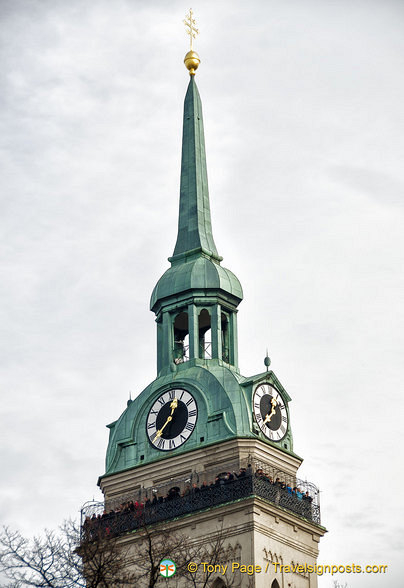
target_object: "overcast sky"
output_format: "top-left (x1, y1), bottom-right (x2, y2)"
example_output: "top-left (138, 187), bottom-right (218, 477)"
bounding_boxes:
top-left (1, 1), bottom-right (403, 587)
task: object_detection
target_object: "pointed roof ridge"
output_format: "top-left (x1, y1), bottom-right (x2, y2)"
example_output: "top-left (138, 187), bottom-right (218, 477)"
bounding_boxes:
top-left (170, 76), bottom-right (222, 265)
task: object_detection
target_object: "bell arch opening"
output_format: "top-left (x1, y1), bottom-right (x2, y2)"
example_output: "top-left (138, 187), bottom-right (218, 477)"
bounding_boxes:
top-left (198, 309), bottom-right (211, 359)
top-left (221, 311), bottom-right (230, 363)
top-left (173, 311), bottom-right (189, 363)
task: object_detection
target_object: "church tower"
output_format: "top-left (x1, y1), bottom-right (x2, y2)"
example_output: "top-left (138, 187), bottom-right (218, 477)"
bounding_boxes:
top-left (87, 16), bottom-right (326, 588)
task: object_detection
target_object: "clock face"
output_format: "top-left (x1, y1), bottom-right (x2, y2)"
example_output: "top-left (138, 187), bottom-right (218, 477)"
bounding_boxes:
top-left (146, 388), bottom-right (198, 451)
top-left (253, 383), bottom-right (288, 442)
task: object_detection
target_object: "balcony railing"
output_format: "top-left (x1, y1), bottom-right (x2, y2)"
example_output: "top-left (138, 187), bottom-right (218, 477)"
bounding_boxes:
top-left (81, 472), bottom-right (321, 541)
top-left (173, 342), bottom-right (230, 364)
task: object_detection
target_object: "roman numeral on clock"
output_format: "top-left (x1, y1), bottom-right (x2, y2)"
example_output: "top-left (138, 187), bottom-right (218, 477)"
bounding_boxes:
top-left (147, 389), bottom-right (198, 451)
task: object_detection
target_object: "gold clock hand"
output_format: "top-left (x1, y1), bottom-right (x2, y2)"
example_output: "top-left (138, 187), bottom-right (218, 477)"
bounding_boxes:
top-left (263, 411), bottom-right (274, 425)
top-left (154, 416), bottom-right (172, 440)
top-left (263, 397), bottom-right (278, 425)
top-left (153, 397), bottom-right (178, 441)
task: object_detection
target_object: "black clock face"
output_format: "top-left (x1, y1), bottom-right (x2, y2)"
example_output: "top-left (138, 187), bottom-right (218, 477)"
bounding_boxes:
top-left (253, 383), bottom-right (288, 441)
top-left (146, 388), bottom-right (198, 451)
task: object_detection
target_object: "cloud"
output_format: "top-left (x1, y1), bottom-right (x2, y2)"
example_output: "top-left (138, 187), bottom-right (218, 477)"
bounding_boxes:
top-left (0, 4), bottom-right (403, 588)
top-left (329, 165), bottom-right (404, 208)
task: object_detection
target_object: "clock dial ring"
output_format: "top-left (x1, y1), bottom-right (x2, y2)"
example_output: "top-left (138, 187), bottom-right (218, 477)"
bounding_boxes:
top-left (253, 383), bottom-right (288, 442)
top-left (146, 388), bottom-right (198, 451)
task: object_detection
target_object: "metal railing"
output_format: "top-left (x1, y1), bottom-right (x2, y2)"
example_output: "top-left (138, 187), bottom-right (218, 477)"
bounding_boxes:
top-left (173, 341), bottom-right (213, 364)
top-left (81, 473), bottom-right (320, 541)
top-left (173, 342), bottom-right (231, 363)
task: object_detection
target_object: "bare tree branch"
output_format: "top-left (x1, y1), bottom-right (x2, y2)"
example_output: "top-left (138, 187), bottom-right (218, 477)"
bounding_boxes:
top-left (0, 518), bottom-right (243, 588)
top-left (0, 521), bottom-right (134, 588)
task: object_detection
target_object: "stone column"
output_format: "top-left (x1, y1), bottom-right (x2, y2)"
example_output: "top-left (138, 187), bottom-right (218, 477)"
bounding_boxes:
top-left (229, 312), bottom-right (239, 368)
top-left (211, 304), bottom-right (222, 360)
top-left (188, 303), bottom-right (199, 360)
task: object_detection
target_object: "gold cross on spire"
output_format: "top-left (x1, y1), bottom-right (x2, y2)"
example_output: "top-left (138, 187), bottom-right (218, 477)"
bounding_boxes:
top-left (184, 8), bottom-right (199, 50)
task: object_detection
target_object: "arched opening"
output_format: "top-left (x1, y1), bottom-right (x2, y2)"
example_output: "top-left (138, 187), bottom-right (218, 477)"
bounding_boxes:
top-left (211, 578), bottom-right (226, 588)
top-left (198, 309), bottom-right (211, 359)
top-left (221, 312), bottom-right (230, 363)
top-left (173, 311), bottom-right (189, 363)
top-left (271, 580), bottom-right (280, 588)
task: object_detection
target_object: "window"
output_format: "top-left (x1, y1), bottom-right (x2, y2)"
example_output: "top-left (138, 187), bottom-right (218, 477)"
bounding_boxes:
top-left (221, 312), bottom-right (230, 362)
top-left (198, 309), bottom-right (211, 358)
top-left (173, 311), bottom-right (189, 363)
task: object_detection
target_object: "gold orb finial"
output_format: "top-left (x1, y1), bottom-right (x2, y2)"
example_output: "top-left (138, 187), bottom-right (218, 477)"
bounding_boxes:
top-left (183, 9), bottom-right (200, 75)
top-left (184, 50), bottom-right (200, 75)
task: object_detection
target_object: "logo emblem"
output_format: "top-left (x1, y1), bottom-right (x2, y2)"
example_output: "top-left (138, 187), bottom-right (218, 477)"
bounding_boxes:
top-left (159, 559), bottom-right (176, 578)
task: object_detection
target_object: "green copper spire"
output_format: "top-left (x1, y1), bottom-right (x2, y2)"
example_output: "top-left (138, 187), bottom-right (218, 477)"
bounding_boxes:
top-left (171, 76), bottom-right (221, 264)
top-left (150, 68), bottom-right (243, 375)
top-left (102, 43), bottom-right (299, 481)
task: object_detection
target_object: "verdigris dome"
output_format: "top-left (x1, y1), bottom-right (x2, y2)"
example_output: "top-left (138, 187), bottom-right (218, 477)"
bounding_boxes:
top-left (150, 256), bottom-right (243, 312)
top-left (105, 364), bottom-right (252, 475)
